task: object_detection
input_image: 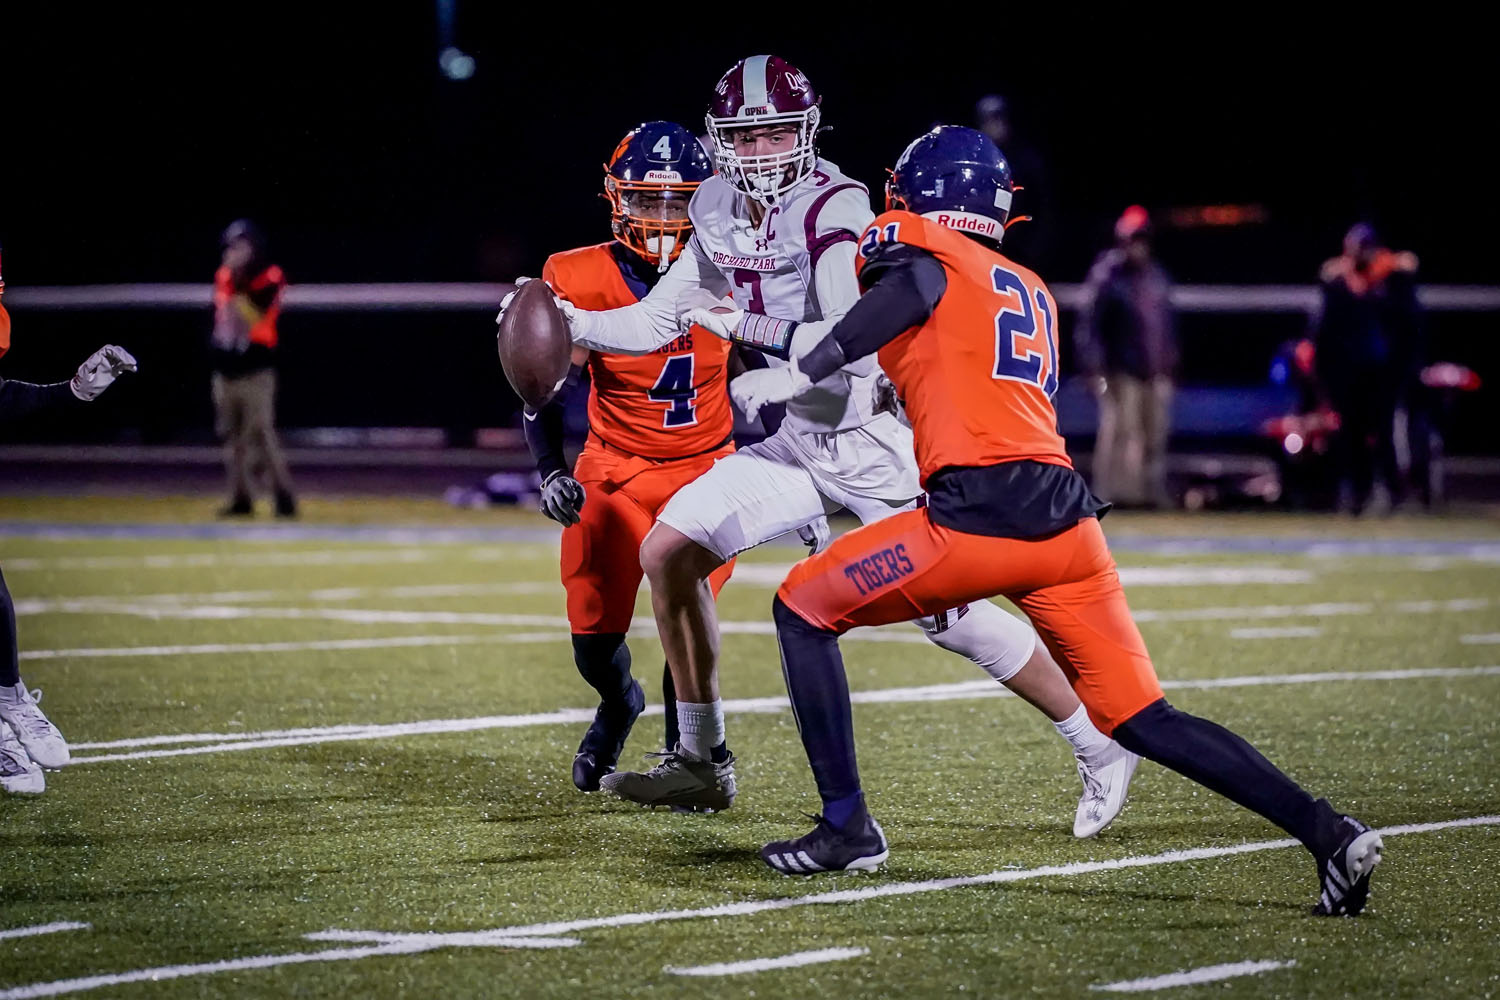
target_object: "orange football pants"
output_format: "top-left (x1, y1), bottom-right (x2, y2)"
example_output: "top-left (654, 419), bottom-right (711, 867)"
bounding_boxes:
top-left (777, 511), bottom-right (1163, 735)
top-left (562, 437), bottom-right (736, 634)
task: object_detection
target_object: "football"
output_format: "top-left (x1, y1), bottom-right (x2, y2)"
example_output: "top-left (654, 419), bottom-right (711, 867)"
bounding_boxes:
top-left (497, 280), bottom-right (572, 408)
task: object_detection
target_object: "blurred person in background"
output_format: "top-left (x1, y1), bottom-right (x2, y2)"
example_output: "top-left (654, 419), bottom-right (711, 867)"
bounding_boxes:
top-left (1076, 205), bottom-right (1177, 508)
top-left (974, 95), bottom-right (1054, 270)
top-left (211, 219), bottom-right (297, 518)
top-left (1313, 223), bottom-right (1423, 514)
top-left (0, 259), bottom-right (138, 793)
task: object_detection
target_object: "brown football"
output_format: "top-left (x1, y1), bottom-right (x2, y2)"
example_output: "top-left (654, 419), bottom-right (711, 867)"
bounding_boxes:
top-left (497, 280), bottom-right (572, 408)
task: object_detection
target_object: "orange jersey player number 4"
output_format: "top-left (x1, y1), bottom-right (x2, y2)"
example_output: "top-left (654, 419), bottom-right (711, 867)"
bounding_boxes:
top-left (543, 244), bottom-right (733, 458)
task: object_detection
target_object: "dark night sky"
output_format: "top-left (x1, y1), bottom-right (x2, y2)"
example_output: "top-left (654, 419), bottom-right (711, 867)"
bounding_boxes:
top-left (2, 10), bottom-right (1493, 287)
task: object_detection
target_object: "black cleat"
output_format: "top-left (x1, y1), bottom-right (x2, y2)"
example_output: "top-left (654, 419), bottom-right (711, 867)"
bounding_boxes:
top-left (761, 807), bottom-right (889, 875)
top-left (571, 680), bottom-right (644, 792)
top-left (1313, 813), bottom-right (1384, 916)
top-left (274, 490), bottom-right (299, 519)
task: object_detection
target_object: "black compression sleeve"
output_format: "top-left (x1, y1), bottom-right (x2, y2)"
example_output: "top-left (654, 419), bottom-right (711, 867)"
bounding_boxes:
top-left (522, 364), bottom-right (583, 482)
top-left (799, 244), bottom-right (947, 384)
top-left (0, 379), bottom-right (78, 420)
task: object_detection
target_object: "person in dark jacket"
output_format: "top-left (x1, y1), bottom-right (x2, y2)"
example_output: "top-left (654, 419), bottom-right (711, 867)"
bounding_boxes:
top-left (211, 219), bottom-right (297, 518)
top-left (0, 268), bottom-right (137, 793)
top-left (1313, 223), bottom-right (1423, 514)
top-left (1076, 206), bottom-right (1177, 508)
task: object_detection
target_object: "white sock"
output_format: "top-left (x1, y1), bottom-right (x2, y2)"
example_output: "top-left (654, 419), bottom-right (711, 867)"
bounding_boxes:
top-left (922, 600), bottom-right (1035, 683)
top-left (1054, 705), bottom-right (1114, 764)
top-left (676, 700), bottom-right (725, 761)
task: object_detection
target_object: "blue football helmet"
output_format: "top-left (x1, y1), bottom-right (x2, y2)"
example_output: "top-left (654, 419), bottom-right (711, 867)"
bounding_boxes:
top-left (605, 121), bottom-right (715, 272)
top-left (885, 126), bottom-right (1014, 245)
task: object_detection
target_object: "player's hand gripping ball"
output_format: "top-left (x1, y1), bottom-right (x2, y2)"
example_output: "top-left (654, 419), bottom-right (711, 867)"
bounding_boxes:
top-left (496, 279), bottom-right (574, 408)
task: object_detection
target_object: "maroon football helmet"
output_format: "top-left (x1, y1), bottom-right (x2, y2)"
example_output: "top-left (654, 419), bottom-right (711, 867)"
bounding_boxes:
top-left (706, 55), bottom-right (821, 206)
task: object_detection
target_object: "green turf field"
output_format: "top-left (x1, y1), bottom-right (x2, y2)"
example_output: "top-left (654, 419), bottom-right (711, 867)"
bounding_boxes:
top-left (2, 498), bottom-right (1498, 998)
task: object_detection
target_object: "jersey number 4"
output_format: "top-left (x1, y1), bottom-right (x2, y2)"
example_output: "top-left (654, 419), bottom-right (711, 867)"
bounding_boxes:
top-left (990, 265), bottom-right (1058, 398)
top-left (649, 354), bottom-right (698, 428)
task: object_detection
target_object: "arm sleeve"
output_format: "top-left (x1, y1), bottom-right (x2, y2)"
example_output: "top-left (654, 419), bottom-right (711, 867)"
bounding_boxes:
top-left (0, 378), bottom-right (79, 420)
top-left (569, 237), bottom-right (729, 355)
top-left (522, 363), bottom-right (584, 482)
top-left (798, 243), bottom-right (948, 384)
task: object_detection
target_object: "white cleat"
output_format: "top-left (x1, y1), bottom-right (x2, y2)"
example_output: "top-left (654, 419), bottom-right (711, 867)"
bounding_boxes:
top-left (1, 720), bottom-right (45, 795)
top-left (1073, 744), bottom-right (1140, 838)
top-left (0, 683), bottom-right (70, 769)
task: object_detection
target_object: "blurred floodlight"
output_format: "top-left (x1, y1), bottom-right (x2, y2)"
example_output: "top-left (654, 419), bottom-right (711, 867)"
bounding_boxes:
top-left (439, 46), bottom-right (476, 81)
top-left (1284, 433), bottom-right (1304, 455)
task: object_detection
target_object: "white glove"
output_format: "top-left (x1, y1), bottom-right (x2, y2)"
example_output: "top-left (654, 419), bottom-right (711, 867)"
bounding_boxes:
top-left (70, 345), bottom-right (138, 401)
top-left (796, 515), bottom-right (832, 554)
top-left (495, 277), bottom-right (578, 330)
top-left (729, 357), bottom-right (810, 423)
top-left (681, 305), bottom-right (742, 341)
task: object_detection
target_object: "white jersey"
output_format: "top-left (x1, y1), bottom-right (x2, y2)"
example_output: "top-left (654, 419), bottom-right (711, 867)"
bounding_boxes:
top-left (569, 159), bottom-right (882, 434)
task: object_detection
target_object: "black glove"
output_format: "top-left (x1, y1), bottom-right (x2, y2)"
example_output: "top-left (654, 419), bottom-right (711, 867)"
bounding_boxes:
top-left (539, 472), bottom-right (586, 526)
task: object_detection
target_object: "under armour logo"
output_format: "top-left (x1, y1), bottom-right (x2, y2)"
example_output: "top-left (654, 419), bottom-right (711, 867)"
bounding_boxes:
top-left (754, 238), bottom-right (769, 252)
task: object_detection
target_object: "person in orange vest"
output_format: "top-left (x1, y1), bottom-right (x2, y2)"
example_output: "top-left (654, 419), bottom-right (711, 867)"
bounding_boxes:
top-left (211, 219), bottom-right (297, 518)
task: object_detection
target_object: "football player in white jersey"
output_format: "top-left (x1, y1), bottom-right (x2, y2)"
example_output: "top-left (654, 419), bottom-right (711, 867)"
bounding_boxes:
top-left (523, 56), bottom-right (1138, 834)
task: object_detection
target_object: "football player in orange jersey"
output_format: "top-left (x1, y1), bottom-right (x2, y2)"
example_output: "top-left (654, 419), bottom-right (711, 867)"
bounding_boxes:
top-left (508, 122), bottom-right (740, 794)
top-left (732, 127), bottom-right (1383, 917)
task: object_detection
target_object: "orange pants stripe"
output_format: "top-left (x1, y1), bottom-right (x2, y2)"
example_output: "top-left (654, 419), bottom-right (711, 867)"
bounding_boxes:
top-left (776, 511), bottom-right (1162, 734)
top-left (562, 440), bottom-right (735, 634)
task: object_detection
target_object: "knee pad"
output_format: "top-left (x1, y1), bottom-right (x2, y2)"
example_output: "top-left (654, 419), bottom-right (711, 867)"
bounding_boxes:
top-left (920, 600), bottom-right (1036, 684)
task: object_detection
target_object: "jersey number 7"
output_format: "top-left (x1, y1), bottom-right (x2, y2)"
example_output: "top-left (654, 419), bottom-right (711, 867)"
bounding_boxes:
top-left (649, 354), bottom-right (698, 428)
top-left (990, 265), bottom-right (1058, 398)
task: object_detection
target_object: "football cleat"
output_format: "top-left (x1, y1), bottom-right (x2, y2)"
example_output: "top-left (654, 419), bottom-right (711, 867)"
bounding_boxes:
top-left (1073, 744), bottom-right (1141, 838)
top-left (762, 809), bottom-right (888, 875)
top-left (599, 744), bottom-right (736, 812)
top-left (1, 720), bottom-right (44, 795)
top-left (0, 684), bottom-right (69, 769)
top-left (1313, 812), bottom-right (1383, 916)
top-left (572, 680), bottom-right (645, 792)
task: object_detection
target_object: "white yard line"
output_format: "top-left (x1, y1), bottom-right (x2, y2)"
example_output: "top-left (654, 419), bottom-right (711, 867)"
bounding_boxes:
top-left (0, 549), bottom-right (444, 571)
top-left (0, 937), bottom-right (577, 1000)
top-left (1229, 626), bottom-right (1323, 640)
top-left (5, 817), bottom-right (1493, 1000)
top-left (0, 923), bottom-right (89, 942)
top-left (21, 634), bottom-right (547, 662)
top-left (15, 594), bottom-right (1492, 635)
top-left (313, 815), bottom-right (1496, 946)
top-left (64, 664), bottom-right (1500, 763)
top-left (1091, 959), bottom-right (1295, 993)
top-left (665, 946), bottom-right (870, 977)
top-left (1461, 634), bottom-right (1500, 645)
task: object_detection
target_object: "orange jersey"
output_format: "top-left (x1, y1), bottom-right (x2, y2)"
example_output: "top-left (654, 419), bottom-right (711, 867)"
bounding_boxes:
top-left (855, 211), bottom-right (1071, 485)
top-left (543, 243), bottom-right (733, 459)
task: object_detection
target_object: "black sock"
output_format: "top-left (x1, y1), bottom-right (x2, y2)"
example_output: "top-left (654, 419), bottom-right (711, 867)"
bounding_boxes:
top-left (0, 567), bottom-right (19, 687)
top-left (772, 596), bottom-right (862, 811)
top-left (1114, 699), bottom-right (1339, 854)
top-left (570, 633), bottom-right (633, 703)
top-left (661, 663), bottom-right (680, 750)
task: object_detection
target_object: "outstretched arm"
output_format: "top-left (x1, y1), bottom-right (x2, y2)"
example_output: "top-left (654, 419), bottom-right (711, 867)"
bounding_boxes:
top-left (0, 345), bottom-right (139, 420)
top-left (568, 237), bottom-right (730, 355)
